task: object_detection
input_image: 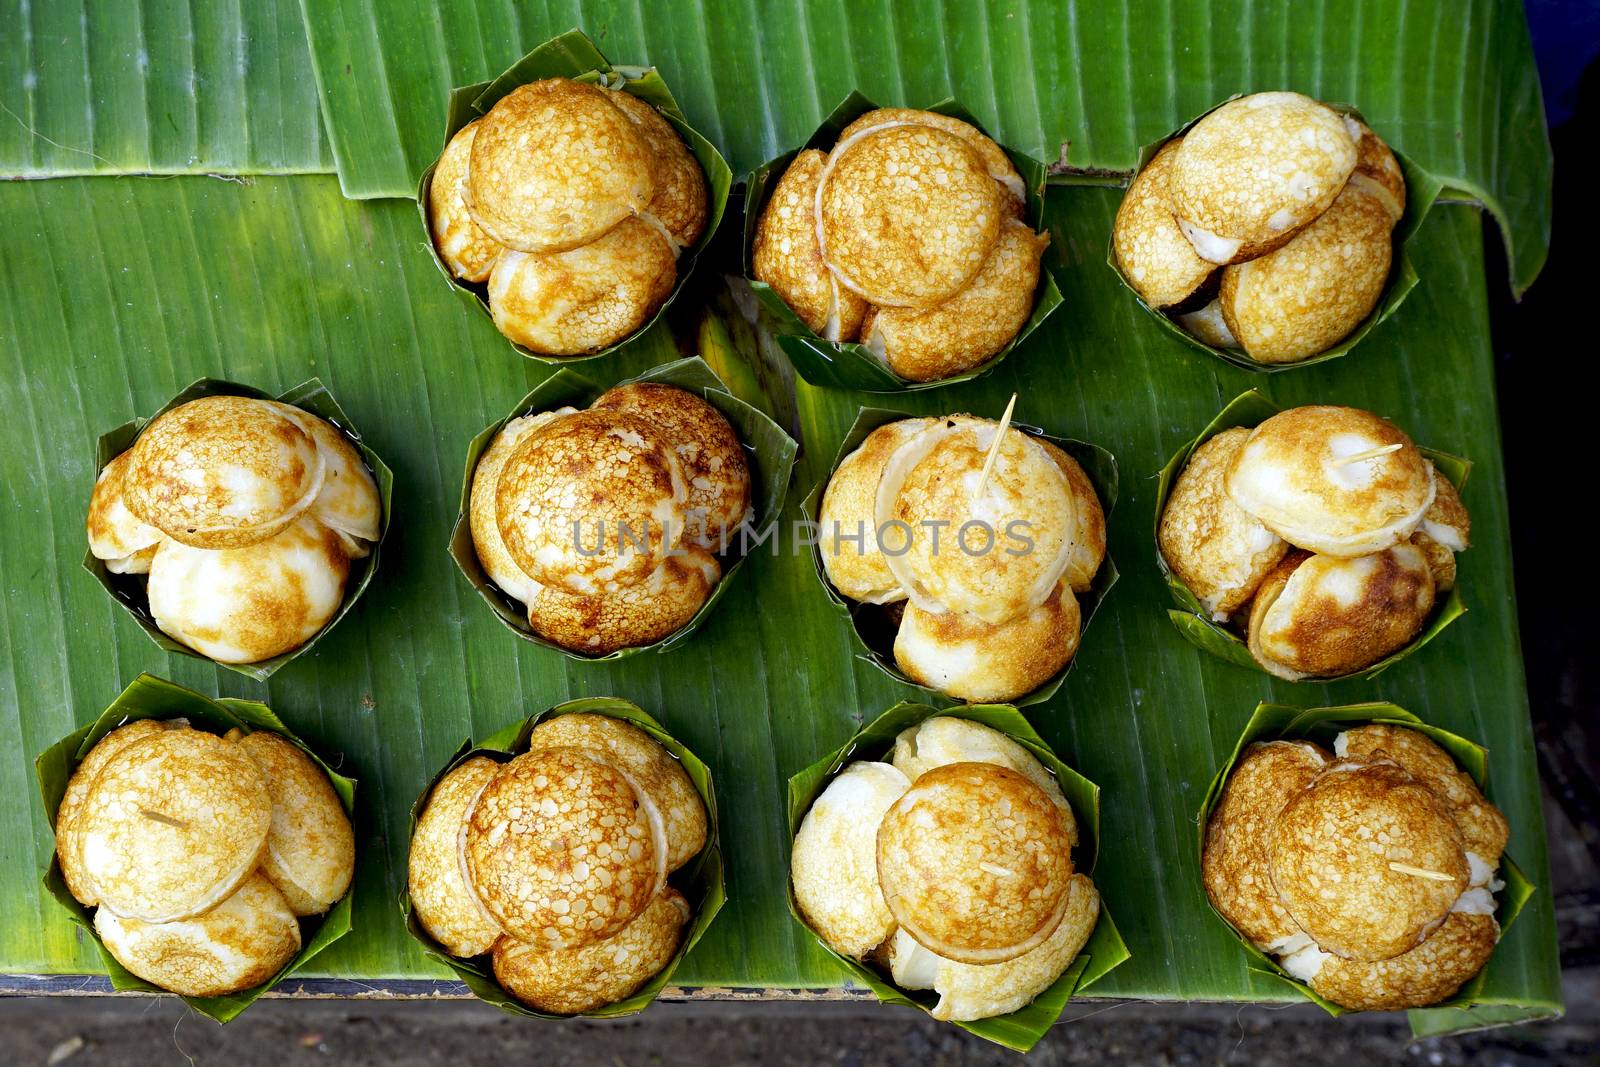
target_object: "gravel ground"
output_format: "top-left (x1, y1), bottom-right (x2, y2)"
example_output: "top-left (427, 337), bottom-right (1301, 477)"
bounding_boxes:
top-left (3, 982), bottom-right (1596, 1067)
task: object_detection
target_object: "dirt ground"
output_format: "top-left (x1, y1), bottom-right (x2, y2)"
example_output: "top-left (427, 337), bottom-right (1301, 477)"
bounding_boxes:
top-left (3, 978), bottom-right (1595, 1067)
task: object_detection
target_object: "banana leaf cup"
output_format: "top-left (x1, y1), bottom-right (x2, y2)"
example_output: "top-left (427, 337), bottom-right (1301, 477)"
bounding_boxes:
top-left (34, 673), bottom-right (357, 1023)
top-left (84, 377), bottom-right (394, 681)
top-left (402, 696), bottom-right (724, 1018)
top-left (786, 701), bottom-right (1129, 1052)
top-left (1198, 701), bottom-right (1543, 1035)
top-left (1155, 390), bottom-right (1466, 680)
top-left (416, 28), bottom-right (732, 365)
top-left (1107, 98), bottom-right (1442, 372)
top-left (743, 91), bottom-right (1063, 392)
top-left (802, 407), bottom-right (1118, 707)
top-left (449, 356), bottom-right (796, 659)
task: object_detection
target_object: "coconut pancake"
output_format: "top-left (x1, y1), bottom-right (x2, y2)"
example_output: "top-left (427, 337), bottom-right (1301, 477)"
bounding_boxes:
top-left (469, 408), bottom-right (577, 607)
top-left (1218, 181), bottom-right (1394, 364)
top-left (819, 124), bottom-right (1002, 307)
top-left (913, 873), bottom-right (1099, 1022)
top-left (1037, 439), bottom-right (1107, 594)
top-left (893, 582), bottom-right (1080, 703)
top-left (146, 515), bottom-right (351, 664)
top-left (1202, 740), bottom-right (1330, 949)
top-left (890, 717), bottom-right (1072, 822)
top-left (493, 888), bottom-right (689, 1014)
top-left (464, 747), bottom-right (663, 950)
top-left (790, 761), bottom-right (909, 958)
top-left (428, 120), bottom-right (504, 282)
top-left (124, 395), bottom-right (324, 550)
top-left (408, 755), bottom-right (504, 958)
top-left (593, 382), bottom-right (751, 547)
top-left (487, 216), bottom-right (676, 356)
top-left (836, 109), bottom-right (1026, 213)
top-left (467, 79), bottom-right (655, 253)
top-left (87, 450), bottom-right (163, 574)
top-left (77, 728), bottom-right (271, 922)
top-left (1113, 139), bottom-right (1217, 308)
top-left (95, 871), bottom-right (301, 997)
top-left (494, 408), bottom-right (688, 595)
top-left (1307, 909), bottom-right (1499, 1011)
top-left (55, 718), bottom-right (170, 907)
top-left (817, 418), bottom-right (935, 604)
top-left (1247, 544), bottom-right (1434, 680)
top-left (232, 729), bottom-right (353, 917)
top-left (603, 88), bottom-right (708, 251)
top-left (266, 403), bottom-right (381, 551)
top-left (1159, 427), bottom-right (1288, 620)
top-left (751, 149), bottom-right (868, 342)
top-left (1334, 725), bottom-right (1507, 866)
top-left (526, 547), bottom-right (719, 656)
top-left (1226, 405), bottom-right (1435, 557)
top-left (1349, 119), bottom-right (1407, 224)
top-left (859, 219), bottom-right (1047, 383)
top-left (528, 713), bottom-right (708, 872)
top-left (1168, 92), bottom-right (1358, 264)
top-left (876, 417), bottom-right (1076, 624)
top-left (1270, 759), bottom-right (1469, 962)
top-left (877, 762), bottom-right (1074, 965)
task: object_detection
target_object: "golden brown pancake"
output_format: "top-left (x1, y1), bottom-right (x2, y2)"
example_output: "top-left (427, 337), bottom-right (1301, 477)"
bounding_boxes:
top-left (233, 730), bottom-right (354, 916)
top-left (428, 120), bottom-right (504, 282)
top-left (751, 149), bottom-right (868, 342)
top-left (526, 548), bottom-right (718, 656)
top-left (817, 418), bottom-right (936, 604)
top-left (1168, 92), bottom-right (1358, 264)
top-left (1270, 759), bottom-right (1468, 962)
top-left (492, 888), bottom-right (689, 1013)
top-left (55, 718), bottom-right (170, 907)
top-left (1159, 427), bottom-right (1288, 620)
top-left (487, 216), bottom-right (675, 355)
top-left (893, 582), bottom-right (1079, 703)
top-left (1113, 139), bottom-right (1217, 307)
top-left (408, 755), bottom-right (504, 958)
top-left (86, 450), bottom-right (163, 574)
top-left (819, 124), bottom-right (1002, 307)
top-left (859, 219), bottom-right (1047, 382)
top-left (467, 79), bottom-right (654, 253)
top-left (603, 88), bottom-right (708, 251)
top-left (877, 762), bottom-right (1074, 964)
top-left (592, 382), bottom-right (751, 546)
top-left (1202, 740), bottom-right (1329, 948)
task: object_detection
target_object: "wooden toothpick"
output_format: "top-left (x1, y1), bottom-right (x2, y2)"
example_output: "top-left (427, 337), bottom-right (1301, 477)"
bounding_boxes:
top-left (140, 809), bottom-right (189, 829)
top-left (1388, 861), bottom-right (1454, 882)
top-left (1331, 442), bottom-right (1404, 467)
top-left (972, 393), bottom-right (1018, 502)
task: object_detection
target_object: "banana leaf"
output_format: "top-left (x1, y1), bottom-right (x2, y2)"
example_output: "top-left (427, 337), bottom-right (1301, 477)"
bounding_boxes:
top-left (741, 91), bottom-right (1062, 392)
top-left (1197, 702), bottom-right (1544, 1035)
top-left (413, 29), bottom-right (733, 366)
top-left (1105, 99), bottom-right (1443, 372)
top-left (446, 356), bottom-right (797, 659)
top-left (786, 701), bottom-right (1129, 1052)
top-left (1154, 389), bottom-right (1469, 680)
top-left (0, 0), bottom-right (329, 179)
top-left (32, 673), bottom-right (356, 1023)
top-left (0, 174), bottom-right (1562, 1035)
top-left (83, 377), bottom-right (394, 681)
top-left (295, 0), bottom-right (1551, 294)
top-left (798, 406), bottom-right (1118, 706)
top-left (401, 695), bottom-right (724, 1018)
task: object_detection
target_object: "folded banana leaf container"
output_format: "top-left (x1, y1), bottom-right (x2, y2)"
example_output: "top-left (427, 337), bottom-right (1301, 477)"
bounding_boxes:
top-left (1154, 389), bottom-right (1467, 679)
top-left (448, 356), bottom-right (797, 659)
top-left (415, 28), bottom-right (732, 365)
top-left (743, 91), bottom-right (1063, 393)
top-left (1198, 701), bottom-right (1539, 1034)
top-left (786, 701), bottom-right (1128, 1051)
top-left (1107, 97), bottom-right (1442, 372)
top-left (84, 377), bottom-right (394, 682)
top-left (33, 674), bottom-right (357, 1023)
top-left (801, 406), bottom-right (1118, 707)
top-left (402, 696), bottom-right (723, 1018)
